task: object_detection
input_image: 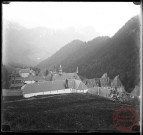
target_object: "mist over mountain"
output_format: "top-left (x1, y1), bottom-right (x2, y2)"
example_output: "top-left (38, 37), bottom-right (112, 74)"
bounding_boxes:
top-left (37, 15), bottom-right (140, 92)
top-left (3, 20), bottom-right (99, 66)
top-left (37, 39), bottom-right (85, 70)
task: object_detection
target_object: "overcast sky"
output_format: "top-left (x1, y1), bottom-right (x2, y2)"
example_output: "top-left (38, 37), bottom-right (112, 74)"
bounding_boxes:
top-left (2, 2), bottom-right (140, 66)
top-left (3, 2), bottom-right (140, 37)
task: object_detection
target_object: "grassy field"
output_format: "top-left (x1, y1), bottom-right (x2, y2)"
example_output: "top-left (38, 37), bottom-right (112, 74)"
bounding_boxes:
top-left (2, 93), bottom-right (140, 132)
top-left (2, 89), bottom-right (23, 97)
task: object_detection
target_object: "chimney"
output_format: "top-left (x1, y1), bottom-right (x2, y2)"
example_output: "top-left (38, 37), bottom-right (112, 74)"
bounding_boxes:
top-left (76, 66), bottom-right (78, 74)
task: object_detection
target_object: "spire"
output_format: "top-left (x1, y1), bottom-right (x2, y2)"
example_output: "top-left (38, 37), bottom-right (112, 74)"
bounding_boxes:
top-left (59, 64), bottom-right (62, 75)
top-left (59, 65), bottom-right (62, 71)
top-left (76, 66), bottom-right (78, 74)
top-left (101, 73), bottom-right (107, 78)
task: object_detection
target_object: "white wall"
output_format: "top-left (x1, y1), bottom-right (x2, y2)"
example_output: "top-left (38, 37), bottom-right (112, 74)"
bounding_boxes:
top-left (25, 81), bottom-right (35, 84)
top-left (23, 89), bottom-right (88, 98)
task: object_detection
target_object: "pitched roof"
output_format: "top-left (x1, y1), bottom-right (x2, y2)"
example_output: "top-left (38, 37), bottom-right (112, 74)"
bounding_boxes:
top-left (45, 73), bottom-right (52, 81)
top-left (101, 73), bottom-right (108, 78)
top-left (12, 68), bottom-right (21, 74)
top-left (68, 79), bottom-right (76, 89)
top-left (52, 72), bottom-right (81, 81)
top-left (85, 79), bottom-right (99, 88)
top-left (78, 75), bottom-right (87, 81)
top-left (19, 68), bottom-right (35, 74)
top-left (34, 76), bottom-right (45, 82)
top-left (77, 81), bottom-right (88, 90)
top-left (95, 78), bottom-right (100, 83)
top-left (22, 79), bottom-right (87, 94)
top-left (11, 71), bottom-right (21, 76)
top-left (100, 74), bottom-right (110, 87)
top-left (111, 75), bottom-right (123, 87)
top-left (131, 85), bottom-right (140, 96)
top-left (19, 68), bottom-right (31, 73)
top-left (24, 75), bottom-right (45, 81)
top-left (22, 80), bottom-right (66, 94)
top-left (10, 76), bottom-right (23, 80)
top-left (10, 82), bottom-right (24, 88)
top-left (24, 74), bottom-right (34, 81)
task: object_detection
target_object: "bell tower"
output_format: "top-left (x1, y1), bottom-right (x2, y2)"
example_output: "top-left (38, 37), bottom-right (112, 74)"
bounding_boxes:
top-left (59, 65), bottom-right (62, 75)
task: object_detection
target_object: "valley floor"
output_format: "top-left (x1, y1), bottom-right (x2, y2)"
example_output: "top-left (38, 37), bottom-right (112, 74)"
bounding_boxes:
top-left (2, 93), bottom-right (140, 132)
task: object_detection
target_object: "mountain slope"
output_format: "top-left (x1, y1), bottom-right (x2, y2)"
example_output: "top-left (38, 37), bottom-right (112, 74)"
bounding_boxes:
top-left (37, 40), bottom-right (84, 70)
top-left (37, 15), bottom-right (140, 92)
top-left (3, 20), bottom-right (99, 66)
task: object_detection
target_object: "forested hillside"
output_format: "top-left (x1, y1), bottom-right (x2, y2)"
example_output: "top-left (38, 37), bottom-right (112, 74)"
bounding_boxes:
top-left (37, 15), bottom-right (140, 92)
top-left (37, 40), bottom-right (84, 70)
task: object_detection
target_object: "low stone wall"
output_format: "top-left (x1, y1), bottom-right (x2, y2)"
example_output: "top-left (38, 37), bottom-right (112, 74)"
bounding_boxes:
top-left (88, 87), bottom-right (111, 97)
top-left (87, 87), bottom-right (99, 95)
top-left (99, 87), bottom-right (111, 97)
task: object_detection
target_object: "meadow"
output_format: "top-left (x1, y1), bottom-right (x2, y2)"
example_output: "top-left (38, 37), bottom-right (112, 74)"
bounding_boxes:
top-left (2, 93), bottom-right (140, 132)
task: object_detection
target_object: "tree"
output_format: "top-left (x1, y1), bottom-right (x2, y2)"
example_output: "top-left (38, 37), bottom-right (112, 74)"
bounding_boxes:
top-left (2, 65), bottom-right (10, 89)
top-left (44, 69), bottom-right (49, 76)
top-left (32, 67), bottom-right (40, 76)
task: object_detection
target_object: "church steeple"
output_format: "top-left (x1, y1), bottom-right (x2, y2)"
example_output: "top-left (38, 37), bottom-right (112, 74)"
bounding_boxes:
top-left (59, 64), bottom-right (62, 75)
top-left (76, 66), bottom-right (78, 74)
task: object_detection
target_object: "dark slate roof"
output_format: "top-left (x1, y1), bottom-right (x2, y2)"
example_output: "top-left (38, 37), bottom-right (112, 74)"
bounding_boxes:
top-left (34, 76), bottom-right (45, 82)
top-left (109, 79), bottom-right (113, 86)
top-left (12, 68), bottom-right (21, 74)
top-left (78, 75), bottom-right (87, 81)
top-left (10, 72), bottom-right (21, 77)
top-left (83, 78), bottom-right (100, 88)
top-left (101, 73), bottom-right (108, 78)
top-left (10, 83), bottom-right (24, 88)
top-left (111, 75), bottom-right (123, 87)
top-left (86, 79), bottom-right (96, 88)
top-left (100, 73), bottom-right (110, 87)
top-left (19, 68), bottom-right (35, 75)
top-left (22, 79), bottom-right (87, 94)
top-left (52, 72), bottom-right (81, 81)
top-left (131, 85), bottom-right (140, 96)
top-left (10, 76), bottom-right (23, 81)
top-left (68, 79), bottom-right (76, 89)
top-left (24, 75), bottom-right (45, 81)
top-left (24, 75), bottom-right (34, 81)
top-left (19, 68), bottom-right (31, 73)
top-left (45, 73), bottom-right (52, 81)
top-left (77, 81), bottom-right (88, 90)
top-left (95, 78), bottom-right (100, 83)
top-left (22, 80), bottom-right (66, 94)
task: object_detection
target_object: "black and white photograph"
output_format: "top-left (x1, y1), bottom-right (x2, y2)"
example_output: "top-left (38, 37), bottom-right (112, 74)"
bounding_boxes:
top-left (2, 1), bottom-right (141, 133)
